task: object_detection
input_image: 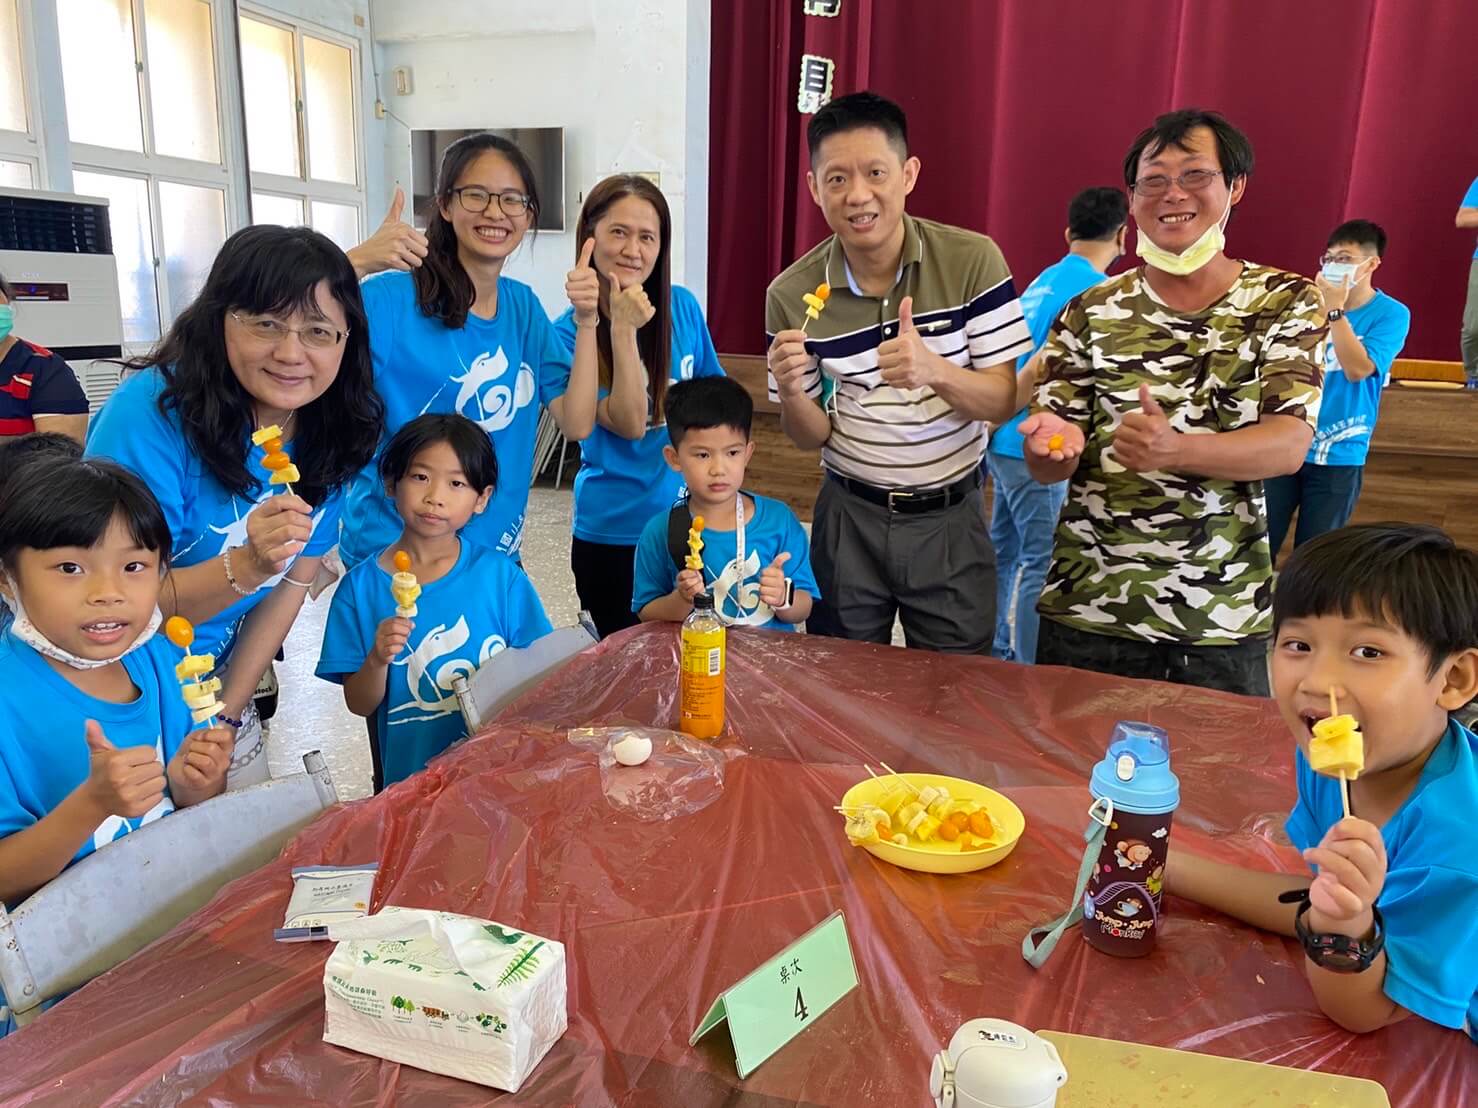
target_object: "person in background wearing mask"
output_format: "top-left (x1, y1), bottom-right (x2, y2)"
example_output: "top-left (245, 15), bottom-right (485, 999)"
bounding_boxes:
top-left (1020, 109), bottom-right (1326, 696)
top-left (1265, 221), bottom-right (1409, 559)
top-left (986, 186), bottom-right (1126, 664)
top-left (0, 272), bottom-right (89, 443)
top-left (1459, 175), bottom-right (1478, 387)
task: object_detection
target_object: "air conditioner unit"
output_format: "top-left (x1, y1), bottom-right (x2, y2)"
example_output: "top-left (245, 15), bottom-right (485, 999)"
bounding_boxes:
top-left (0, 186), bottom-right (125, 415)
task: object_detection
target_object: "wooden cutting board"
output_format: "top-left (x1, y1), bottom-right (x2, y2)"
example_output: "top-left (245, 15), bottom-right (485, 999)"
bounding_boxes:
top-left (1038, 1030), bottom-right (1391, 1107)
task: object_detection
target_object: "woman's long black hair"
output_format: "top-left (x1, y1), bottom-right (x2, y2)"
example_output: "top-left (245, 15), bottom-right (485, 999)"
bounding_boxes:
top-left (415, 132), bottom-right (541, 330)
top-left (125, 225), bottom-right (383, 507)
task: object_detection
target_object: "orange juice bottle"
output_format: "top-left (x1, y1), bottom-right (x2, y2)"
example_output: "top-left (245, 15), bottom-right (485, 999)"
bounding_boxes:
top-left (679, 593), bottom-right (725, 739)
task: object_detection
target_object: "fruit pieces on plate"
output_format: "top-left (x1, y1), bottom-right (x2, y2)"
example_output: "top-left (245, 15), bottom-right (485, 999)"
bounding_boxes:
top-left (843, 782), bottom-right (998, 853)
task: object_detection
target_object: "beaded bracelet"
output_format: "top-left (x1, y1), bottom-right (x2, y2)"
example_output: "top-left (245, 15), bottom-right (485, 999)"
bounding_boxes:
top-left (217, 713), bottom-right (244, 730)
top-left (222, 545), bottom-right (256, 597)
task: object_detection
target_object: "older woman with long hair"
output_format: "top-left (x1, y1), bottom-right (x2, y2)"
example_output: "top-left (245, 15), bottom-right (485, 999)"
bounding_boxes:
top-left (87, 224), bottom-right (383, 786)
top-left (556, 174), bottom-right (724, 638)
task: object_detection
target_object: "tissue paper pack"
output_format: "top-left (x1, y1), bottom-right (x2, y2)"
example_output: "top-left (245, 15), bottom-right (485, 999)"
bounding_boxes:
top-left (322, 907), bottom-right (567, 1091)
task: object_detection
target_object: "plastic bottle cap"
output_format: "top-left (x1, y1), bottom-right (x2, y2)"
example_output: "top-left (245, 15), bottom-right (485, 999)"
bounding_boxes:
top-left (693, 592), bottom-right (714, 610)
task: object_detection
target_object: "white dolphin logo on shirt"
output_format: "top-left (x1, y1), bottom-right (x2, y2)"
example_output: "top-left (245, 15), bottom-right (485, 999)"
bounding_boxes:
top-left (711, 550), bottom-right (773, 628)
top-left (448, 347), bottom-right (537, 434)
top-left (388, 615), bottom-right (508, 724)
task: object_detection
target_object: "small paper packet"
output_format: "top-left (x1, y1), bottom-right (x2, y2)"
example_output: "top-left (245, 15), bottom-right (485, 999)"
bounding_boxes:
top-left (274, 863), bottom-right (379, 942)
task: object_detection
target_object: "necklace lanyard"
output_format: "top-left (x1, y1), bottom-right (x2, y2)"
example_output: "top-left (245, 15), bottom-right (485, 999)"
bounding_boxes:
top-left (734, 491), bottom-right (746, 593)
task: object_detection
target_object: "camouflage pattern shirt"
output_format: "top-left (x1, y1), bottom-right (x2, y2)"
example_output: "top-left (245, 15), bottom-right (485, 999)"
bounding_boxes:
top-left (1034, 263), bottom-right (1326, 646)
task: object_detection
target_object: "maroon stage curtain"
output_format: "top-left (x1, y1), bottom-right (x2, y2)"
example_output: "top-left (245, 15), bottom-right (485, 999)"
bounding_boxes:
top-left (707, 0), bottom-right (1478, 362)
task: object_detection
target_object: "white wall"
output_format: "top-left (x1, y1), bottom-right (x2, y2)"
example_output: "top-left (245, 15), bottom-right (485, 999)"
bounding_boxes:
top-left (368, 0), bottom-right (709, 317)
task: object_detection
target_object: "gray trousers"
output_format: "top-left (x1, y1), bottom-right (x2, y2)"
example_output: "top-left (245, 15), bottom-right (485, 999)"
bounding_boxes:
top-left (1463, 260), bottom-right (1478, 383)
top-left (807, 476), bottom-right (996, 654)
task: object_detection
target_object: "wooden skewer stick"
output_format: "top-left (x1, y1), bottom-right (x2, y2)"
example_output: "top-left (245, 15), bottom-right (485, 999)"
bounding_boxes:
top-left (1330, 688), bottom-right (1351, 819)
top-left (878, 760), bottom-right (921, 796)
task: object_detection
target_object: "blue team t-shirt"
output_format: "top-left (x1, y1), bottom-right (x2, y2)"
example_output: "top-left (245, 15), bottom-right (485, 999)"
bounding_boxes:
top-left (339, 272), bottom-right (572, 567)
top-left (1286, 718), bottom-right (1478, 1040)
top-left (316, 540), bottom-right (553, 786)
top-left (990, 253), bottom-right (1108, 459)
top-left (554, 285), bottom-right (725, 546)
top-left (86, 369), bottom-right (342, 662)
top-left (1307, 290), bottom-right (1411, 467)
top-left (1463, 178), bottom-right (1478, 260)
top-left (631, 494), bottom-right (819, 632)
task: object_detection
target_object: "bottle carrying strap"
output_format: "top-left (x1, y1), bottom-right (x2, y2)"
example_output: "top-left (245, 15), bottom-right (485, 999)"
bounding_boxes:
top-left (1022, 797), bottom-right (1113, 969)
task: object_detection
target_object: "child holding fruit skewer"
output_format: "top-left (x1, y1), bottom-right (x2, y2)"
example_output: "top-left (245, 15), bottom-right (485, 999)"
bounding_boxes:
top-left (0, 458), bottom-right (233, 1034)
top-left (317, 415), bottom-right (551, 792)
top-left (1168, 525), bottom-right (1478, 1040)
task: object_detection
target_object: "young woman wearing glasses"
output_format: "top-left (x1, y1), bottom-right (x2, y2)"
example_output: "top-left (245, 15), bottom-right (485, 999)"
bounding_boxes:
top-left (339, 132), bottom-right (597, 572)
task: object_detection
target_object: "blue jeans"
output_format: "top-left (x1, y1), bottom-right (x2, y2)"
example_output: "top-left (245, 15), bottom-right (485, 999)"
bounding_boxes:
top-left (1264, 463), bottom-right (1364, 565)
top-left (986, 452), bottom-right (1068, 663)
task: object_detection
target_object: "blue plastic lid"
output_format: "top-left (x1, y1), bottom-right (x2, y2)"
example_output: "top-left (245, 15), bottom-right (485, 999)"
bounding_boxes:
top-left (1089, 721), bottom-right (1180, 814)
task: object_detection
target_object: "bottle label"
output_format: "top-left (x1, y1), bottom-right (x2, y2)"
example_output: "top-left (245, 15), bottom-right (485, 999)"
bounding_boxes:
top-left (680, 629), bottom-right (725, 737)
top-left (1082, 808), bottom-right (1173, 957)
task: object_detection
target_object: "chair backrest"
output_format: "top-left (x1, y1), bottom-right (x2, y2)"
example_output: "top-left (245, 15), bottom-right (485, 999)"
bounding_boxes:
top-left (0, 751), bottom-right (337, 1027)
top-left (453, 614), bottom-right (598, 732)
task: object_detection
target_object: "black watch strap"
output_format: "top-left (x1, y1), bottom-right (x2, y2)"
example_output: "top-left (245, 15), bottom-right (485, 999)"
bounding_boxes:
top-left (1326, 308), bottom-right (1345, 322)
top-left (1279, 888), bottom-right (1385, 973)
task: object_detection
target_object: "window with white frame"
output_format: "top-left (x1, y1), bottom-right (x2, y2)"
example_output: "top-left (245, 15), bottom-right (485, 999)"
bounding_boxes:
top-left (57, 0), bottom-right (230, 345)
top-left (0, 0), bottom-right (40, 189)
top-left (240, 10), bottom-right (363, 254)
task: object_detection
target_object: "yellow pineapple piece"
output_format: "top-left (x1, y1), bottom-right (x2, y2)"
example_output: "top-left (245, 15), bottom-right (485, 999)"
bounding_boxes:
top-left (1310, 714), bottom-right (1364, 780)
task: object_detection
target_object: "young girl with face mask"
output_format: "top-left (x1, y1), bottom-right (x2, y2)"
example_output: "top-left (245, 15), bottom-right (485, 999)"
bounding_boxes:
top-left (0, 457), bottom-right (233, 1032)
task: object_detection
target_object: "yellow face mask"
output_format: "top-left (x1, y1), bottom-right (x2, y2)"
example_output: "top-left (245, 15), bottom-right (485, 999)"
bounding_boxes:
top-left (1135, 191), bottom-right (1234, 276)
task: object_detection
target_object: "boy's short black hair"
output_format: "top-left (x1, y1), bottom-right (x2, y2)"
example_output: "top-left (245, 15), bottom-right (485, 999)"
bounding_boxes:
top-left (1067, 187), bottom-right (1129, 242)
top-left (665, 377), bottom-right (753, 447)
top-left (379, 413), bottom-right (498, 495)
top-left (807, 90), bottom-right (908, 165)
top-left (1274, 524), bottom-right (1478, 675)
top-left (1123, 108), bottom-right (1254, 189)
top-left (0, 456), bottom-right (173, 570)
top-left (1327, 219), bottom-right (1388, 258)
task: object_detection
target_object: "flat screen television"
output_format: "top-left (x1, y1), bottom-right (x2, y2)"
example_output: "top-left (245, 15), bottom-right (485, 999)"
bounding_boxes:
top-left (409, 128), bottom-right (566, 232)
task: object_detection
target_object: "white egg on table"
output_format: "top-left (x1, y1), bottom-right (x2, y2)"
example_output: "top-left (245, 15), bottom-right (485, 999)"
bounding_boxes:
top-left (611, 734), bottom-right (653, 767)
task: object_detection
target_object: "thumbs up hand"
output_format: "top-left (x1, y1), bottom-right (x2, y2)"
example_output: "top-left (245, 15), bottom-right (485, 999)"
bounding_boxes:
top-left (346, 186), bottom-right (430, 277)
top-left (758, 551), bottom-right (793, 610)
top-left (566, 237), bottom-right (601, 325)
top-left (1113, 383), bottom-right (1181, 473)
top-left (878, 296), bottom-right (938, 390)
top-left (83, 720), bottom-right (168, 820)
top-left (607, 266), bottom-right (656, 331)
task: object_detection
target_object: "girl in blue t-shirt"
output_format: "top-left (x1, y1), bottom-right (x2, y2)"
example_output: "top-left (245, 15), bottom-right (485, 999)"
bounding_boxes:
top-left (339, 133), bottom-right (597, 569)
top-left (88, 225), bottom-right (384, 789)
top-left (554, 175), bottom-right (725, 638)
top-left (0, 458), bottom-right (232, 912)
top-left (317, 414), bottom-right (552, 791)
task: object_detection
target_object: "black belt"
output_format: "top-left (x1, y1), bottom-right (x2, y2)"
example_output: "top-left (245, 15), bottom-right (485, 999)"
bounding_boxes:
top-left (828, 469), bottom-right (981, 514)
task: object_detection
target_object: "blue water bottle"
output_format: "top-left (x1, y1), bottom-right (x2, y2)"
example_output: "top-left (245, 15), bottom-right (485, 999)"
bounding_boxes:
top-left (1080, 722), bottom-right (1180, 957)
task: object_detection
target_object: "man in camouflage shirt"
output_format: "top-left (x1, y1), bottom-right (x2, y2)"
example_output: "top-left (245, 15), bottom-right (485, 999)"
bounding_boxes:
top-left (1020, 110), bottom-right (1326, 696)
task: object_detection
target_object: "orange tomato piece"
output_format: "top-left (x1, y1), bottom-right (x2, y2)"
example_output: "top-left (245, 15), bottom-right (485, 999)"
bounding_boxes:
top-left (263, 451), bottom-right (293, 470)
top-left (945, 811), bottom-right (969, 832)
top-left (937, 821), bottom-right (960, 842)
top-left (262, 437), bottom-right (283, 452)
top-left (164, 615), bottom-right (194, 648)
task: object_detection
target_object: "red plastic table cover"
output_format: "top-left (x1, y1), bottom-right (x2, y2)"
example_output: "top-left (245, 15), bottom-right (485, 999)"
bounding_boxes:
top-left (0, 626), bottom-right (1465, 1106)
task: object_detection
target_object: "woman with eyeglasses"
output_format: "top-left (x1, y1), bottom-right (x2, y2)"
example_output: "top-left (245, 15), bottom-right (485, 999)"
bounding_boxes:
top-left (85, 225), bottom-right (384, 787)
top-left (339, 132), bottom-right (597, 571)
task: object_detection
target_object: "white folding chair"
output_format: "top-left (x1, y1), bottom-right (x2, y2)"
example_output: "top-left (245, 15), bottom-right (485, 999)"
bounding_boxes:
top-left (453, 614), bottom-right (598, 732)
top-left (0, 751), bottom-right (337, 1029)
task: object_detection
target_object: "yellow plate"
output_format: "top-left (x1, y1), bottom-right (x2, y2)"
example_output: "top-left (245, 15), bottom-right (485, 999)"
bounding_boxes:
top-left (839, 772), bottom-right (1025, 874)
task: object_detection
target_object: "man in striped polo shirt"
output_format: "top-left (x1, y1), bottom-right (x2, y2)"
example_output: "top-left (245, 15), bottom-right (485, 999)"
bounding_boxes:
top-left (765, 91), bottom-right (1033, 653)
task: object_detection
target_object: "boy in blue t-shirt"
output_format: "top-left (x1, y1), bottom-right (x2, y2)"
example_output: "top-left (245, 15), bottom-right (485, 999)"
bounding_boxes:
top-left (1265, 221), bottom-right (1410, 559)
top-left (1169, 524), bottom-right (1478, 1040)
top-left (633, 377), bottom-right (817, 632)
top-left (318, 414), bottom-right (552, 789)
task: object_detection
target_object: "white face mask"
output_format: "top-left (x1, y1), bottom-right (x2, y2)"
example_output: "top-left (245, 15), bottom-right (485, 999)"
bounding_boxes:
top-left (1136, 190), bottom-right (1235, 276)
top-left (1321, 260), bottom-right (1359, 286)
top-left (1, 574), bottom-right (162, 670)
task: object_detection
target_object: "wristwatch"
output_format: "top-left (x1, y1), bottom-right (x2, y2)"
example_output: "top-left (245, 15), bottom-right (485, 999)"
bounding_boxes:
top-left (1278, 888), bottom-right (1385, 973)
top-left (1326, 308), bottom-right (1345, 323)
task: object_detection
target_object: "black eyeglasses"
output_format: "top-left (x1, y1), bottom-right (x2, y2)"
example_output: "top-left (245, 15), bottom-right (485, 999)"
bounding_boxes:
top-left (450, 187), bottom-right (533, 217)
top-left (1130, 169), bottom-right (1223, 197)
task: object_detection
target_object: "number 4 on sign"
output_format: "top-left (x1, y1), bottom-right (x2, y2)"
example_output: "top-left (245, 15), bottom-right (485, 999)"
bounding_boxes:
top-left (689, 911), bottom-right (858, 1079)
